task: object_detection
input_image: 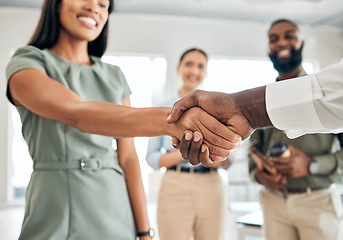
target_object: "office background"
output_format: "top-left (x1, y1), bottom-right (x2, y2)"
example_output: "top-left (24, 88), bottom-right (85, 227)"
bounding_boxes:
top-left (1, 3), bottom-right (343, 239)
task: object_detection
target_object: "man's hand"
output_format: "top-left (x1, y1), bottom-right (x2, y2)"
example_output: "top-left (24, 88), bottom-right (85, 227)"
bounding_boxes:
top-left (270, 144), bottom-right (311, 178)
top-left (168, 87), bottom-right (272, 164)
top-left (167, 90), bottom-right (255, 139)
top-left (172, 107), bottom-right (242, 164)
top-left (211, 157), bottom-right (231, 169)
top-left (254, 168), bottom-right (287, 190)
top-left (172, 131), bottom-right (238, 167)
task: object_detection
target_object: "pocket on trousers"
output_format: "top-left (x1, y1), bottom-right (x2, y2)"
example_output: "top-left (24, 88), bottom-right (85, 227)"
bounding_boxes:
top-left (330, 189), bottom-right (343, 219)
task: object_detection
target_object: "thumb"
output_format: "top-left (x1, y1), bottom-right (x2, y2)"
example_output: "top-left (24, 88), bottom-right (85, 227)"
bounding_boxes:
top-left (167, 105), bottom-right (184, 124)
top-left (167, 95), bottom-right (198, 123)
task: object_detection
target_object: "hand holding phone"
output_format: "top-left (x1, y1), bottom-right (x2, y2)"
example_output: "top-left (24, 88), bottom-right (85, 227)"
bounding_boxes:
top-left (249, 145), bottom-right (277, 175)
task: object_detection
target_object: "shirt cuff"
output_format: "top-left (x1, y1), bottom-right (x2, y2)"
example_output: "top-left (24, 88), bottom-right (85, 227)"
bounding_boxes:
top-left (266, 75), bottom-right (325, 138)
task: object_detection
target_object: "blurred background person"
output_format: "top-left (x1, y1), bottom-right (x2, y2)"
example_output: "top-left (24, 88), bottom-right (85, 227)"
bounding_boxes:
top-left (248, 19), bottom-right (343, 240)
top-left (146, 48), bottom-right (230, 240)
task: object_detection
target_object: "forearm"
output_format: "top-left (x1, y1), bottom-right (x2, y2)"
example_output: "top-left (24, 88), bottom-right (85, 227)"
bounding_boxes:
top-left (10, 70), bottom-right (174, 139)
top-left (71, 102), bottom-right (173, 138)
top-left (121, 158), bottom-right (151, 234)
top-left (233, 86), bottom-right (272, 129)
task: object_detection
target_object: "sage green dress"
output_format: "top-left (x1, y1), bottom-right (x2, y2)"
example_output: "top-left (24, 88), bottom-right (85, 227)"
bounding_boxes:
top-left (6, 46), bottom-right (136, 240)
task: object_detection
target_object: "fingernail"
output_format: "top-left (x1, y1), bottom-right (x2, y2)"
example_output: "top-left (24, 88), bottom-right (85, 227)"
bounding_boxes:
top-left (171, 139), bottom-right (178, 147)
top-left (185, 132), bottom-right (192, 140)
top-left (194, 134), bottom-right (201, 142)
top-left (234, 135), bottom-right (242, 142)
top-left (201, 145), bottom-right (206, 153)
top-left (230, 148), bottom-right (237, 154)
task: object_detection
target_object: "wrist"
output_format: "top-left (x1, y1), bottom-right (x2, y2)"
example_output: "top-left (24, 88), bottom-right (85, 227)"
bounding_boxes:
top-left (308, 158), bottom-right (320, 175)
top-left (161, 107), bottom-right (175, 137)
top-left (137, 228), bottom-right (155, 238)
top-left (233, 86), bottom-right (272, 129)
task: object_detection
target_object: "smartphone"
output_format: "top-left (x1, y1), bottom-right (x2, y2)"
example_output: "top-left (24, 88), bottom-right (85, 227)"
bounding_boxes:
top-left (249, 145), bottom-right (277, 175)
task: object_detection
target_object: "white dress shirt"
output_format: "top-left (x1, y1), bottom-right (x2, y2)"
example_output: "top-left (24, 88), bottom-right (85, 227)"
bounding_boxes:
top-left (266, 61), bottom-right (343, 138)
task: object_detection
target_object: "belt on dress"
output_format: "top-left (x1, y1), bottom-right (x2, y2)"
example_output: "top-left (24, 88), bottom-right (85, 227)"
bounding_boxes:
top-left (168, 165), bottom-right (216, 174)
top-left (33, 158), bottom-right (116, 171)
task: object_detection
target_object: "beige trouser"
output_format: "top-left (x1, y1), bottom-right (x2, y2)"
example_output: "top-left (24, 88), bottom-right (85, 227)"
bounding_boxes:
top-left (157, 169), bottom-right (227, 240)
top-left (260, 186), bottom-right (343, 240)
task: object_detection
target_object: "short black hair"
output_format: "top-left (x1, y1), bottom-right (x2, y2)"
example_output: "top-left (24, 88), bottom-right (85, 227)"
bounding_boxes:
top-left (269, 19), bottom-right (299, 32)
top-left (179, 48), bottom-right (208, 64)
top-left (28, 0), bottom-right (114, 57)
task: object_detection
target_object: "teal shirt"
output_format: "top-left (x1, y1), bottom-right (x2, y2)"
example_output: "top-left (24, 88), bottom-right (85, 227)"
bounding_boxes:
top-left (249, 69), bottom-right (343, 189)
top-left (6, 46), bottom-right (136, 240)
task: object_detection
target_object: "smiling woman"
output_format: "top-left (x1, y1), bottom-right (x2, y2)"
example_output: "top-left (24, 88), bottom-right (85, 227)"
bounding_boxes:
top-left (5, 0), bottom-right (240, 239)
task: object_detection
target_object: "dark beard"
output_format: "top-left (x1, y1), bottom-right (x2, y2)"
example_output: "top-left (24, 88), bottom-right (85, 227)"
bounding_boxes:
top-left (268, 45), bottom-right (303, 74)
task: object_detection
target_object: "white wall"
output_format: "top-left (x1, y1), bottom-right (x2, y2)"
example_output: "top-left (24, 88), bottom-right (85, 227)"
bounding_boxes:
top-left (1, 7), bottom-right (343, 203)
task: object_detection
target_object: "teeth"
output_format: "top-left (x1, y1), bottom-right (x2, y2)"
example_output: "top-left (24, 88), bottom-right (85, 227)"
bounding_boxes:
top-left (278, 49), bottom-right (290, 57)
top-left (79, 17), bottom-right (96, 26)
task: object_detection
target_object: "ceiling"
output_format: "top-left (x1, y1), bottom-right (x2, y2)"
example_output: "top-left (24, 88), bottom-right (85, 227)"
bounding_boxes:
top-left (1, 0), bottom-right (343, 29)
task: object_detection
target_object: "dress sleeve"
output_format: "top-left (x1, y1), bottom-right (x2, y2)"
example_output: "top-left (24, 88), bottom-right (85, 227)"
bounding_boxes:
top-left (6, 46), bottom-right (47, 105)
top-left (114, 66), bottom-right (132, 100)
top-left (266, 61), bottom-right (343, 138)
top-left (6, 46), bottom-right (47, 80)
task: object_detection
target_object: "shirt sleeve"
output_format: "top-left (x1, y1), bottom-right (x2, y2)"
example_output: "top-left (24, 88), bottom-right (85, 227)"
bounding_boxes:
top-left (146, 136), bottom-right (164, 170)
top-left (266, 61), bottom-right (343, 138)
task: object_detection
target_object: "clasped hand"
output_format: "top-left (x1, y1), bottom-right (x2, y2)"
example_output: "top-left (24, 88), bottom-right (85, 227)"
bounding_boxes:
top-left (168, 90), bottom-right (252, 166)
top-left (170, 107), bottom-right (242, 165)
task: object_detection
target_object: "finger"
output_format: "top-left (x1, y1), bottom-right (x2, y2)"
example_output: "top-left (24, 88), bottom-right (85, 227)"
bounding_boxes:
top-left (255, 158), bottom-right (264, 170)
top-left (280, 176), bottom-right (287, 185)
top-left (274, 165), bottom-right (291, 175)
top-left (188, 131), bottom-right (203, 165)
top-left (270, 156), bottom-right (290, 165)
top-left (204, 121), bottom-right (243, 148)
top-left (273, 174), bottom-right (284, 182)
top-left (209, 148), bottom-right (237, 162)
top-left (199, 144), bottom-right (214, 167)
top-left (167, 105), bottom-right (184, 124)
top-left (209, 154), bottom-right (228, 162)
top-left (205, 140), bottom-right (238, 160)
top-left (197, 111), bottom-right (242, 150)
top-left (198, 144), bottom-right (210, 165)
top-left (171, 137), bottom-right (180, 149)
top-left (178, 131), bottom-right (193, 160)
top-left (287, 144), bottom-right (296, 153)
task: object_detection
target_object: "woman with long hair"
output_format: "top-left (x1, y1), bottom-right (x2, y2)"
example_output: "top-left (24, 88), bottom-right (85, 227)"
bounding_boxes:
top-left (5, 0), bottom-right (240, 239)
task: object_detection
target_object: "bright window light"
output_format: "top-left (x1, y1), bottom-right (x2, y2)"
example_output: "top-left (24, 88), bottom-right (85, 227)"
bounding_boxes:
top-left (204, 58), bottom-right (314, 93)
top-left (102, 55), bottom-right (167, 194)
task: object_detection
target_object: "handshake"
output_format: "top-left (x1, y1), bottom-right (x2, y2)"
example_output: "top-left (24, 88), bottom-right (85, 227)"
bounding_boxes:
top-left (167, 87), bottom-right (272, 167)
